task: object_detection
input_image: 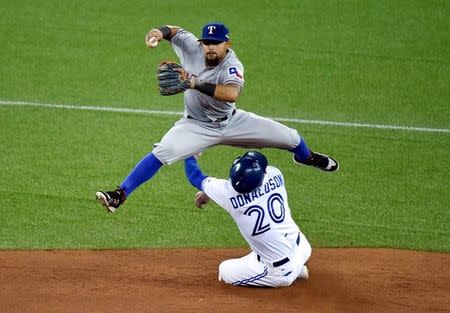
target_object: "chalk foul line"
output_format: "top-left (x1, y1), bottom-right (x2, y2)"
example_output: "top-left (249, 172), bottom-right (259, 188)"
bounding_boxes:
top-left (0, 99), bottom-right (448, 134)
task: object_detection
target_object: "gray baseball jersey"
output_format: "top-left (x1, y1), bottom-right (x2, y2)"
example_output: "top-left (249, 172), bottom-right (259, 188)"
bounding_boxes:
top-left (152, 29), bottom-right (302, 165)
top-left (171, 29), bottom-right (244, 122)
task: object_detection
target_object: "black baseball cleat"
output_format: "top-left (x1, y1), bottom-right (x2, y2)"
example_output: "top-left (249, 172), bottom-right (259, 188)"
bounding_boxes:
top-left (95, 188), bottom-right (126, 213)
top-left (293, 152), bottom-right (339, 172)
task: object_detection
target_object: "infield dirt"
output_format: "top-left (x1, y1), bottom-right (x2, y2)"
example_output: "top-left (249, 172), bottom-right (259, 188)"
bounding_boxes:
top-left (1, 248), bottom-right (449, 313)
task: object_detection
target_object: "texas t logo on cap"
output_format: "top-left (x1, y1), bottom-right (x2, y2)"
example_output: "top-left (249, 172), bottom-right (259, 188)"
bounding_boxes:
top-left (199, 22), bottom-right (230, 43)
top-left (207, 25), bottom-right (216, 34)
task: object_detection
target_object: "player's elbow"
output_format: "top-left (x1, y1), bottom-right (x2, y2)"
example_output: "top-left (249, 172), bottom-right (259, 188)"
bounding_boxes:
top-left (222, 95), bottom-right (238, 102)
top-left (218, 83), bottom-right (241, 102)
top-left (221, 89), bottom-right (240, 102)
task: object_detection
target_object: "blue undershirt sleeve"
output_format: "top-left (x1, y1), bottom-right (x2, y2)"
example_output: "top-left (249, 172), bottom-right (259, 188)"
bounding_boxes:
top-left (184, 156), bottom-right (208, 191)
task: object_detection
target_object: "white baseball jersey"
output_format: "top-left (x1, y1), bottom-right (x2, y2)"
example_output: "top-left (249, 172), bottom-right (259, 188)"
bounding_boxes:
top-left (202, 165), bottom-right (301, 263)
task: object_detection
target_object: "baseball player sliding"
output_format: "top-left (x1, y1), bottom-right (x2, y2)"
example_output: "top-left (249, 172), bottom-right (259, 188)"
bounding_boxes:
top-left (185, 151), bottom-right (311, 287)
top-left (96, 22), bottom-right (339, 212)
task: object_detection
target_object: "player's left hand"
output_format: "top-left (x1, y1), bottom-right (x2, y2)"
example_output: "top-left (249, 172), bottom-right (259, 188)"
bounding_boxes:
top-left (195, 191), bottom-right (210, 208)
top-left (157, 60), bottom-right (191, 96)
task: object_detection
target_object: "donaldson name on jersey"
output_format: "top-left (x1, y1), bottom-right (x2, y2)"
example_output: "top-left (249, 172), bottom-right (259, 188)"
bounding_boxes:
top-left (229, 173), bottom-right (284, 209)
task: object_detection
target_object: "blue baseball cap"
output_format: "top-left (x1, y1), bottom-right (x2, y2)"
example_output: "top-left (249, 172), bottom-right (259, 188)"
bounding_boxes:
top-left (198, 22), bottom-right (230, 43)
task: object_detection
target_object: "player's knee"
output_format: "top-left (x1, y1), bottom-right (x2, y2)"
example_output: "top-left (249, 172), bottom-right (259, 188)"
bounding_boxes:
top-left (218, 261), bottom-right (228, 281)
top-left (218, 260), bottom-right (233, 284)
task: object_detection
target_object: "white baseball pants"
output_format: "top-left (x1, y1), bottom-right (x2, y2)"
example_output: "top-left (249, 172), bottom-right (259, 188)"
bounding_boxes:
top-left (218, 232), bottom-right (312, 287)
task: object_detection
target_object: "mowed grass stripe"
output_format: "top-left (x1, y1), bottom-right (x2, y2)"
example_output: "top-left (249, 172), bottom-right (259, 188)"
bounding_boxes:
top-left (1, 99), bottom-right (449, 134)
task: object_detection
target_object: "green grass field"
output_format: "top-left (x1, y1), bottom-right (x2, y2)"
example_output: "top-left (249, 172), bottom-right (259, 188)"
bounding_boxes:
top-left (0, 0), bottom-right (449, 252)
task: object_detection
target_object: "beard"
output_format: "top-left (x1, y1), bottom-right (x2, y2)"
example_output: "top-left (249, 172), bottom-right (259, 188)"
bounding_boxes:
top-left (205, 53), bottom-right (220, 66)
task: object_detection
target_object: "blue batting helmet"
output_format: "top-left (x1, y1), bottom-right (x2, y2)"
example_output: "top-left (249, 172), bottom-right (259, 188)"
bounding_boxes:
top-left (242, 151), bottom-right (268, 171)
top-left (230, 156), bottom-right (265, 193)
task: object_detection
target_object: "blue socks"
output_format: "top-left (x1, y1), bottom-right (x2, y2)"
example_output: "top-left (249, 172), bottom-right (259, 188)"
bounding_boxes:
top-left (119, 139), bottom-right (310, 197)
top-left (289, 138), bottom-right (311, 162)
top-left (120, 152), bottom-right (163, 197)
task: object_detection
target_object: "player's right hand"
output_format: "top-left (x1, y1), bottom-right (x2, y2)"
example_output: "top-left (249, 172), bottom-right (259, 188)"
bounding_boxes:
top-left (195, 191), bottom-right (210, 208)
top-left (145, 29), bottom-right (162, 47)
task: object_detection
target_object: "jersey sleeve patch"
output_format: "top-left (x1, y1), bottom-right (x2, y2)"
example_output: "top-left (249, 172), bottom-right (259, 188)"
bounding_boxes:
top-left (228, 67), bottom-right (244, 79)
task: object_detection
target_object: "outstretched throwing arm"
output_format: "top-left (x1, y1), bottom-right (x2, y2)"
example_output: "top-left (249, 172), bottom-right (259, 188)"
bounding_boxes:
top-left (145, 25), bottom-right (181, 48)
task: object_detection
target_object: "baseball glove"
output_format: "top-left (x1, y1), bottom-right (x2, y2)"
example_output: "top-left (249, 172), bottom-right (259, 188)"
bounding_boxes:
top-left (157, 60), bottom-right (191, 96)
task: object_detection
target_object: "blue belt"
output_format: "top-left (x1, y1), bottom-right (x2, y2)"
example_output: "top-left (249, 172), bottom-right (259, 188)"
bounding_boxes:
top-left (257, 233), bottom-right (300, 267)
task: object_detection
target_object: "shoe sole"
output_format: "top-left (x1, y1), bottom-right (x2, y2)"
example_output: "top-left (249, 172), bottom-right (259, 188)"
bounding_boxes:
top-left (95, 192), bottom-right (116, 213)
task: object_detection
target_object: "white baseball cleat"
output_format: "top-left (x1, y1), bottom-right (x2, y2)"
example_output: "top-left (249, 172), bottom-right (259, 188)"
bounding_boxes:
top-left (298, 265), bottom-right (309, 280)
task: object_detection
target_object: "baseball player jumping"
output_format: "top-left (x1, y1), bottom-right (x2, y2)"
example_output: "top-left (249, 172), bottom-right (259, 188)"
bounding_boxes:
top-left (96, 22), bottom-right (339, 212)
top-left (185, 151), bottom-right (311, 287)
